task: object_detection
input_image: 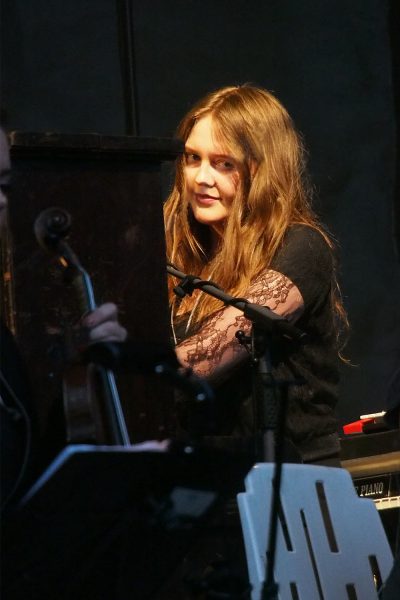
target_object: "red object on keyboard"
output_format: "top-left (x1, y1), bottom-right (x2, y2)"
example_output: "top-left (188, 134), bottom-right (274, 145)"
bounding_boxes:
top-left (343, 413), bottom-right (388, 435)
top-left (343, 419), bottom-right (374, 435)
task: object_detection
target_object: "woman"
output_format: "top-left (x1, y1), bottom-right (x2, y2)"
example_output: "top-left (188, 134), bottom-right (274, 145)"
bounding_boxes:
top-left (164, 85), bottom-right (347, 466)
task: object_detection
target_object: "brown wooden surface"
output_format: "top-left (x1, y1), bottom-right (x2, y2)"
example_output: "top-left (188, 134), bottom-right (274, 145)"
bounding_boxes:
top-left (8, 132), bottom-right (182, 443)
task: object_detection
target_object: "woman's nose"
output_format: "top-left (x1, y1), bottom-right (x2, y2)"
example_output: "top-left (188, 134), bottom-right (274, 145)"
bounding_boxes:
top-left (195, 161), bottom-right (214, 186)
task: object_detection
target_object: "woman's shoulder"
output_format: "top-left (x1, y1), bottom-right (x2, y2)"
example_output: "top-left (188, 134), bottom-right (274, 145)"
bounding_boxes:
top-left (283, 223), bottom-right (332, 251)
top-left (273, 223), bottom-right (333, 266)
top-left (270, 223), bottom-right (334, 305)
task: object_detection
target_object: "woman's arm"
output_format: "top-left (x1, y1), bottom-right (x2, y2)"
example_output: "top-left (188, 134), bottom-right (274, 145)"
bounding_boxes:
top-left (175, 269), bottom-right (304, 379)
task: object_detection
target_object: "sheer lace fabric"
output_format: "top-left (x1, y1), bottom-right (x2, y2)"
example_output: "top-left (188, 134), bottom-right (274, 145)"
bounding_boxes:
top-left (175, 269), bottom-right (304, 379)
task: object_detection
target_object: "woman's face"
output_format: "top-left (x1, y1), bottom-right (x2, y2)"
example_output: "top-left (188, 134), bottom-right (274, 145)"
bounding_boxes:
top-left (184, 114), bottom-right (240, 236)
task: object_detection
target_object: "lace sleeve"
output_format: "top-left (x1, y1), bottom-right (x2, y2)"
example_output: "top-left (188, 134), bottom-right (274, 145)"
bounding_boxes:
top-left (175, 269), bottom-right (304, 379)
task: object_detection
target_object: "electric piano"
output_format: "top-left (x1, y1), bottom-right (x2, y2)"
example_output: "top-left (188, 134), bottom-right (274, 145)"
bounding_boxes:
top-left (341, 427), bottom-right (400, 552)
top-left (341, 428), bottom-right (400, 511)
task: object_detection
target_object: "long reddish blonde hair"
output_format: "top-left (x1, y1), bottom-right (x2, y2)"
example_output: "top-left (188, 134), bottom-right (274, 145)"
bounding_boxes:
top-left (164, 85), bottom-right (347, 337)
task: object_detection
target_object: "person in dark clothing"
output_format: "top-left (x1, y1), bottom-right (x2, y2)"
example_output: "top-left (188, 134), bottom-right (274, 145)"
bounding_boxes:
top-left (164, 85), bottom-right (347, 466)
top-left (160, 86), bottom-right (349, 597)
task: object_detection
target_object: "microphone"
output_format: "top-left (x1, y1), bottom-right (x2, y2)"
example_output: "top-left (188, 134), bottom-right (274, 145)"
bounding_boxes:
top-left (34, 207), bottom-right (71, 253)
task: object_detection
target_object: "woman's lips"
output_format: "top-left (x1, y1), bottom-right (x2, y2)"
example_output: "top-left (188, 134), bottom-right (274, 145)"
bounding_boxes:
top-left (195, 193), bottom-right (219, 205)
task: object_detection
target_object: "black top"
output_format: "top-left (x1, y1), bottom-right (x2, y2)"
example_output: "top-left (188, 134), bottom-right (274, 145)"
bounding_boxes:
top-left (174, 225), bottom-right (340, 462)
top-left (269, 224), bottom-right (340, 460)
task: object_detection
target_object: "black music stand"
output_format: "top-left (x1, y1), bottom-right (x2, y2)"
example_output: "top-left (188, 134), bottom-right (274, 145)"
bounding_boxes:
top-left (2, 444), bottom-right (252, 600)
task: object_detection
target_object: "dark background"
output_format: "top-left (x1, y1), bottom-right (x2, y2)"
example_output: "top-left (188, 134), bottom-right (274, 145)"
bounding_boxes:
top-left (1, 0), bottom-right (399, 427)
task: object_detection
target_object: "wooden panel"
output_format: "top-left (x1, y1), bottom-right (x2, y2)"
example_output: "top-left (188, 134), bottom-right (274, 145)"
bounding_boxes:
top-left (8, 132), bottom-right (182, 445)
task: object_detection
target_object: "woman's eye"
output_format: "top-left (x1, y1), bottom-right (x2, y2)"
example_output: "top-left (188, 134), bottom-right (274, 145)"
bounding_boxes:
top-left (215, 159), bottom-right (235, 171)
top-left (185, 152), bottom-right (199, 164)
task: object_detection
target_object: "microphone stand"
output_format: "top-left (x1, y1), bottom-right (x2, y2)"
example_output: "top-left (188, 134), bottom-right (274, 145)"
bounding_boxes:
top-left (82, 339), bottom-right (215, 407)
top-left (167, 263), bottom-right (305, 344)
top-left (167, 263), bottom-right (306, 600)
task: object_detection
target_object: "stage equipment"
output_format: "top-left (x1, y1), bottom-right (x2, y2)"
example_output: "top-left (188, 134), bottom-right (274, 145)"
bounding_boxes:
top-left (2, 443), bottom-right (252, 599)
top-left (238, 463), bottom-right (393, 600)
top-left (341, 428), bottom-right (400, 555)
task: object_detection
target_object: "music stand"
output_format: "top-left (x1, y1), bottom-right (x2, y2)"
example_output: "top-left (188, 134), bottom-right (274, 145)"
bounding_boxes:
top-left (3, 444), bottom-right (253, 600)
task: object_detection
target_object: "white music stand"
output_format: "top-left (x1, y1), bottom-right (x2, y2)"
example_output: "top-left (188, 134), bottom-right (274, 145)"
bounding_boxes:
top-left (238, 463), bottom-right (393, 600)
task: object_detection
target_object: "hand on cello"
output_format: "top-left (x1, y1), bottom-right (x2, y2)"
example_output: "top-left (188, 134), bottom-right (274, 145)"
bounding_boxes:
top-left (81, 303), bottom-right (128, 345)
